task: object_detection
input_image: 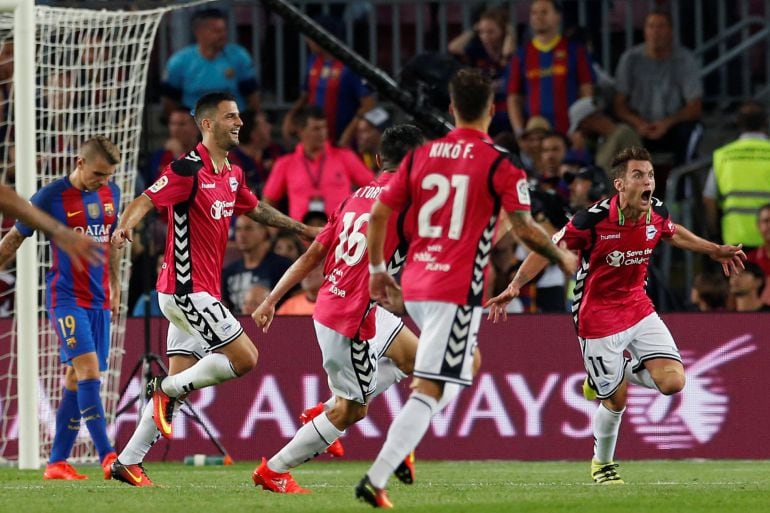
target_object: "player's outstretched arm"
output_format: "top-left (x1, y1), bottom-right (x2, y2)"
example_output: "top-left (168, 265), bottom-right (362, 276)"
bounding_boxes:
top-left (111, 194), bottom-right (154, 249)
top-left (508, 210), bottom-right (577, 275)
top-left (485, 251), bottom-right (550, 323)
top-left (252, 240), bottom-right (328, 333)
top-left (367, 199), bottom-right (399, 303)
top-left (0, 227), bottom-right (25, 270)
top-left (246, 202), bottom-right (321, 240)
top-left (668, 223), bottom-right (746, 276)
top-left (0, 185), bottom-right (103, 269)
top-left (109, 243), bottom-right (123, 316)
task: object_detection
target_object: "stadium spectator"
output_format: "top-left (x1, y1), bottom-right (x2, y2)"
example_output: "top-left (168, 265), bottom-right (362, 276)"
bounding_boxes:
top-left (487, 146), bottom-right (745, 484)
top-left (567, 97), bottom-right (642, 173)
top-left (704, 101), bottom-right (770, 248)
top-left (565, 165), bottom-right (612, 213)
top-left (228, 110), bottom-right (285, 195)
top-left (109, 92), bottom-right (317, 487)
top-left (264, 105), bottom-right (374, 222)
top-left (448, 6), bottom-right (515, 136)
top-left (281, 15), bottom-right (375, 146)
top-left (728, 261), bottom-right (770, 312)
top-left (131, 253), bottom-right (164, 318)
top-left (613, 9), bottom-right (703, 166)
top-left (272, 230), bottom-right (306, 263)
top-left (517, 115), bottom-right (551, 175)
top-left (746, 203), bottom-right (770, 305)
top-left (537, 131), bottom-right (570, 198)
top-left (361, 69), bottom-right (575, 507)
top-left (241, 283), bottom-right (271, 316)
top-left (689, 272), bottom-right (728, 312)
top-left (160, 8), bottom-right (259, 116)
top-left (506, 0), bottom-right (594, 136)
top-left (251, 124), bottom-right (433, 495)
top-left (354, 106), bottom-right (391, 172)
top-left (0, 137), bottom-right (122, 481)
top-left (140, 106), bottom-right (199, 190)
top-left (275, 264), bottom-right (323, 315)
top-left (301, 210), bottom-right (329, 228)
top-left (222, 215), bottom-right (293, 315)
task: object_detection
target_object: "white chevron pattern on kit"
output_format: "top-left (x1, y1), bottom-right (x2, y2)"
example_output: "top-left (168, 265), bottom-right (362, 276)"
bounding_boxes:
top-left (351, 340), bottom-right (374, 385)
top-left (174, 295), bottom-right (214, 342)
top-left (444, 305), bottom-right (472, 368)
top-left (174, 211), bottom-right (191, 285)
top-left (470, 216), bottom-right (496, 297)
top-left (589, 198), bottom-right (610, 214)
top-left (571, 258), bottom-right (590, 329)
top-left (387, 248), bottom-right (406, 275)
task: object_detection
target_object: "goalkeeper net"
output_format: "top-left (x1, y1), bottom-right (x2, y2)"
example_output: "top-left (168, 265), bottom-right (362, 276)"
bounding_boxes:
top-left (0, 2), bottom-right (206, 465)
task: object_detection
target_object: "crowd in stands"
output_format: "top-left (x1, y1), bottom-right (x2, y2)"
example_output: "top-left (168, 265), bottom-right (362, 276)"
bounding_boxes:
top-left (2, 1), bottom-right (769, 318)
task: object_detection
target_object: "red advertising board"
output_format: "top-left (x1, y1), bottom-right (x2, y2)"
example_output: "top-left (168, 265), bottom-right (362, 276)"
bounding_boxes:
top-left (1, 313), bottom-right (768, 460)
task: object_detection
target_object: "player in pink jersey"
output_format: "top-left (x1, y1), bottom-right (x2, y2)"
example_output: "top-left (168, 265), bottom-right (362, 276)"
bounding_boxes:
top-left (109, 93), bottom-right (318, 486)
top-left (360, 69), bottom-right (576, 508)
top-left (487, 146), bottom-right (745, 484)
top-left (250, 124), bottom-right (479, 493)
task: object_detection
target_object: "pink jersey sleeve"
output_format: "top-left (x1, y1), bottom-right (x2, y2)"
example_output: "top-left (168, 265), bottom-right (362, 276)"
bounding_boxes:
top-left (316, 205), bottom-right (339, 248)
top-left (494, 159), bottom-right (531, 213)
top-left (553, 219), bottom-right (591, 251)
top-left (262, 156), bottom-right (287, 203)
top-left (143, 167), bottom-right (194, 207)
top-left (661, 216), bottom-right (676, 238)
top-left (234, 168), bottom-right (258, 215)
top-left (377, 152), bottom-right (412, 212)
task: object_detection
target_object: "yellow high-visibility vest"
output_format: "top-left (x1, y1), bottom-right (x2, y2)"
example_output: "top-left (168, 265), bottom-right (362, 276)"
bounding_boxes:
top-left (713, 138), bottom-right (770, 246)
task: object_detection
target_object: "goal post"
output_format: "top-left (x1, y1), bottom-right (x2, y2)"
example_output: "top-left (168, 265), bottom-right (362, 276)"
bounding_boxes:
top-left (0, 0), bottom-right (38, 471)
top-left (0, 0), bottom-right (218, 469)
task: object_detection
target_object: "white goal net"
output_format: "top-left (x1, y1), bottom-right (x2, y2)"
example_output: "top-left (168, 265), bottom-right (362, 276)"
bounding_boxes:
top-left (0, 2), bottom-right (185, 467)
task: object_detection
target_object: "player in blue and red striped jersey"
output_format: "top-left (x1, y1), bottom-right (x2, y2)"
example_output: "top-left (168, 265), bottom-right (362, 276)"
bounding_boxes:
top-left (281, 15), bottom-right (375, 147)
top-left (487, 146), bottom-right (745, 485)
top-left (505, 0), bottom-right (594, 136)
top-left (359, 69), bottom-right (576, 508)
top-left (0, 136), bottom-right (122, 481)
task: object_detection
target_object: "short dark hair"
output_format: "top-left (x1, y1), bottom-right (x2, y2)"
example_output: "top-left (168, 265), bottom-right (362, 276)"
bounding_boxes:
top-left (193, 92), bottom-right (236, 126)
top-left (379, 124), bottom-right (425, 171)
top-left (692, 272), bottom-right (728, 310)
top-left (192, 8), bottom-right (226, 30)
top-left (646, 8), bottom-right (673, 26)
top-left (81, 135), bottom-right (120, 165)
top-left (742, 261), bottom-right (766, 295)
top-left (737, 100), bottom-right (768, 132)
top-left (610, 146), bottom-right (652, 180)
top-left (534, 0), bottom-right (563, 13)
top-left (542, 130), bottom-right (570, 150)
top-left (758, 202), bottom-right (770, 217)
top-left (295, 105), bottom-right (326, 129)
top-left (449, 68), bottom-right (493, 122)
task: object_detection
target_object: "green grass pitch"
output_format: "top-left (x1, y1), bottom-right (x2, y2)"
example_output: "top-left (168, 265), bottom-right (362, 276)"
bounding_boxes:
top-left (1, 460), bottom-right (768, 513)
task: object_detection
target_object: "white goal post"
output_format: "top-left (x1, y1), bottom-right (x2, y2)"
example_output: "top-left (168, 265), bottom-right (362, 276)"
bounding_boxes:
top-left (0, 0), bottom-right (216, 470)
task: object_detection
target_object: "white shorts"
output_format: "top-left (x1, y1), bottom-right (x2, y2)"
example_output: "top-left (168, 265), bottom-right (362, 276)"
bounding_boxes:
top-left (579, 312), bottom-right (681, 399)
top-left (158, 292), bottom-right (244, 357)
top-left (313, 306), bottom-right (405, 404)
top-left (405, 301), bottom-right (481, 386)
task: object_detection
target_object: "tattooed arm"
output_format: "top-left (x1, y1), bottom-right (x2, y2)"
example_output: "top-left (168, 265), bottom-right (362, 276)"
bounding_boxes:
top-left (245, 201), bottom-right (320, 240)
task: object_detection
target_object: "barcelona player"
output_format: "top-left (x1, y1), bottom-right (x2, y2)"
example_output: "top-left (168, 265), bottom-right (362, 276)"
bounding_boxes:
top-left (0, 136), bottom-right (122, 480)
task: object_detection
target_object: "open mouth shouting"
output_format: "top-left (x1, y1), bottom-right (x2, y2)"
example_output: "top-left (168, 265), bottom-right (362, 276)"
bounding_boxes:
top-left (640, 189), bottom-right (653, 207)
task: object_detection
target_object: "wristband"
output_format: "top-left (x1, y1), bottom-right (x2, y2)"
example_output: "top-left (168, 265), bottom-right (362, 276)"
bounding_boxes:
top-left (369, 262), bottom-right (387, 274)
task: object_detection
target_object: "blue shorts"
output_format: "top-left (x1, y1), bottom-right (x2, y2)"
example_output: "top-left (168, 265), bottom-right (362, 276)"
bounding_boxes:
top-left (49, 307), bottom-right (111, 371)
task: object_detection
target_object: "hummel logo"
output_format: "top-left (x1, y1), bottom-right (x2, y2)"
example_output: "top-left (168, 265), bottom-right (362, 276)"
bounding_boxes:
top-left (66, 211), bottom-right (82, 218)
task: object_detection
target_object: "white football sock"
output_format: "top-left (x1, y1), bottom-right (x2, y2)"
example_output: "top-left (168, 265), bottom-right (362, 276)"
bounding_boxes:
top-left (592, 403), bottom-right (624, 464)
top-left (366, 392), bottom-right (438, 489)
top-left (268, 412), bottom-right (344, 473)
top-left (161, 353), bottom-right (237, 396)
top-left (624, 365), bottom-right (659, 390)
top-left (119, 400), bottom-right (183, 464)
top-left (436, 382), bottom-right (465, 412)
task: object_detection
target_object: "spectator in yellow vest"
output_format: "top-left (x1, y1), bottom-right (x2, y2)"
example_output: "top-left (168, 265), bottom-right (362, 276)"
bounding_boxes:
top-left (704, 101), bottom-right (770, 248)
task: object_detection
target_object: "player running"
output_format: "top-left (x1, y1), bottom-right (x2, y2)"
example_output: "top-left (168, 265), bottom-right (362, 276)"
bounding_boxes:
top-left (109, 92), bottom-right (318, 486)
top-left (486, 146), bottom-right (745, 484)
top-left (359, 69), bottom-right (576, 508)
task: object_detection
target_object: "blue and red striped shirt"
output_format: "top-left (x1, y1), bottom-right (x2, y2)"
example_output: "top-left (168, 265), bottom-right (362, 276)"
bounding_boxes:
top-left (16, 177), bottom-right (120, 310)
top-left (505, 36), bottom-right (595, 134)
top-left (304, 54), bottom-right (373, 141)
